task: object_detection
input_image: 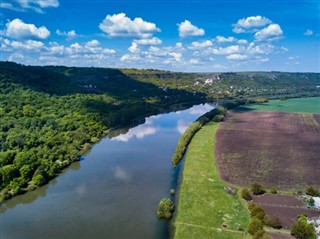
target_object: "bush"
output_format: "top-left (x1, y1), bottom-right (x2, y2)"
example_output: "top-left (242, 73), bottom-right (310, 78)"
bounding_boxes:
top-left (32, 174), bottom-right (46, 186)
top-left (248, 217), bottom-right (263, 235)
top-left (241, 188), bottom-right (252, 201)
top-left (306, 187), bottom-right (320, 197)
top-left (291, 215), bottom-right (316, 239)
top-left (266, 216), bottom-right (282, 229)
top-left (157, 198), bottom-right (174, 219)
top-left (248, 202), bottom-right (266, 222)
top-left (270, 188), bottom-right (278, 194)
top-left (251, 182), bottom-right (266, 195)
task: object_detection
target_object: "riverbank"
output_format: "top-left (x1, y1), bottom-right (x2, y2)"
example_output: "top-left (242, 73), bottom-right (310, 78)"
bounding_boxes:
top-left (173, 121), bottom-right (249, 239)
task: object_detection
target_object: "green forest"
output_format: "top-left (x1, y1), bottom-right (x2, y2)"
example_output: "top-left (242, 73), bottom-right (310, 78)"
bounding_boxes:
top-left (0, 61), bottom-right (319, 202)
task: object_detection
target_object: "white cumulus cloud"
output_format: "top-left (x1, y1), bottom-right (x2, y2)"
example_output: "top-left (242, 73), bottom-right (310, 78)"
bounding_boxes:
top-left (133, 37), bottom-right (162, 45)
top-left (188, 40), bottom-right (213, 49)
top-left (254, 24), bottom-right (283, 41)
top-left (226, 54), bottom-right (248, 60)
top-left (5, 18), bottom-right (50, 40)
top-left (99, 13), bottom-right (160, 38)
top-left (211, 45), bottom-right (242, 55)
top-left (56, 29), bottom-right (78, 40)
top-left (1, 0), bottom-right (59, 13)
top-left (178, 20), bottom-right (205, 38)
top-left (304, 29), bottom-right (313, 36)
top-left (233, 16), bottom-right (272, 33)
top-left (215, 36), bottom-right (235, 43)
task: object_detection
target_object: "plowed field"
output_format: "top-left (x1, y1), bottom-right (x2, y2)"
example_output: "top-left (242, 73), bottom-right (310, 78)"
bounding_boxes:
top-left (216, 111), bottom-right (320, 190)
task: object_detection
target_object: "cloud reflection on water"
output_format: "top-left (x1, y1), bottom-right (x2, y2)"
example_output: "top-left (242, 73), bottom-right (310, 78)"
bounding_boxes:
top-left (111, 116), bottom-right (159, 142)
top-left (114, 166), bottom-right (131, 182)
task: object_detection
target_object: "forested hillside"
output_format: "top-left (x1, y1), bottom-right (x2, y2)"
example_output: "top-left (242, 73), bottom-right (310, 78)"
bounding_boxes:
top-left (123, 69), bottom-right (320, 99)
top-left (0, 62), bottom-right (205, 201)
top-left (0, 61), bottom-right (319, 202)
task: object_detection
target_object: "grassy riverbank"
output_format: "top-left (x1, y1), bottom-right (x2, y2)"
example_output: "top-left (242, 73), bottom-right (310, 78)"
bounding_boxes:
top-left (173, 121), bottom-right (249, 239)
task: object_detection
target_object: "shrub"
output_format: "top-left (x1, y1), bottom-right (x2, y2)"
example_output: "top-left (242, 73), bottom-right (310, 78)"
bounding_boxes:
top-left (32, 174), bottom-right (46, 186)
top-left (241, 188), bottom-right (252, 201)
top-left (251, 182), bottom-right (266, 195)
top-left (306, 187), bottom-right (320, 197)
top-left (266, 216), bottom-right (282, 229)
top-left (270, 188), bottom-right (278, 194)
top-left (291, 215), bottom-right (316, 239)
top-left (157, 198), bottom-right (174, 219)
top-left (248, 202), bottom-right (266, 222)
top-left (248, 217), bottom-right (263, 235)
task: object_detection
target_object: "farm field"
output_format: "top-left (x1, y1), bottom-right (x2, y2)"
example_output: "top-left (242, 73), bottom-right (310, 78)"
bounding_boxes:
top-left (252, 194), bottom-right (319, 229)
top-left (269, 232), bottom-right (294, 239)
top-left (215, 110), bottom-right (320, 190)
top-left (235, 97), bottom-right (320, 113)
top-left (173, 122), bottom-right (249, 239)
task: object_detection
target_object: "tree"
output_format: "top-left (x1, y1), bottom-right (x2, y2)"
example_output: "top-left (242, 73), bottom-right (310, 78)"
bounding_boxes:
top-left (32, 174), bottom-right (46, 186)
top-left (266, 216), bottom-right (282, 229)
top-left (157, 198), bottom-right (174, 219)
top-left (270, 188), bottom-right (278, 194)
top-left (241, 188), bottom-right (252, 201)
top-left (248, 202), bottom-right (267, 222)
top-left (251, 182), bottom-right (266, 195)
top-left (291, 215), bottom-right (316, 239)
top-left (306, 187), bottom-right (320, 197)
top-left (248, 217), bottom-right (263, 235)
top-left (307, 197), bottom-right (315, 207)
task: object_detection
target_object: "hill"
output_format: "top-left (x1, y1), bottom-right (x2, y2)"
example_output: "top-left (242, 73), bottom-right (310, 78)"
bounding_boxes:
top-left (0, 61), bottom-right (319, 201)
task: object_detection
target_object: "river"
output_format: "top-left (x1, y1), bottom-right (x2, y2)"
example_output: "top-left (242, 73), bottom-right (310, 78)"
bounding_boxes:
top-left (0, 103), bottom-right (214, 239)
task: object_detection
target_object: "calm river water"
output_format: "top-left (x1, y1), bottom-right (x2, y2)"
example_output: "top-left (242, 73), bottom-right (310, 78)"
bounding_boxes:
top-left (0, 103), bottom-right (214, 239)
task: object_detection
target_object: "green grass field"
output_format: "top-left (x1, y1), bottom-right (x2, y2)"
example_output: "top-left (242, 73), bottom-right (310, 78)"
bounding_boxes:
top-left (173, 122), bottom-right (249, 239)
top-left (236, 97), bottom-right (320, 113)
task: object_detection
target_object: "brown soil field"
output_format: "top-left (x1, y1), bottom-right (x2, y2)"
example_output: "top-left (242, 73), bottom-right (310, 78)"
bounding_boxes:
top-left (215, 111), bottom-right (320, 190)
top-left (268, 233), bottom-right (294, 239)
top-left (252, 194), bottom-right (320, 229)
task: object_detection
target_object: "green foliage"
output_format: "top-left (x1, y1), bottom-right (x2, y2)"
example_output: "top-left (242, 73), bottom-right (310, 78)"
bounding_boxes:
top-left (32, 174), bottom-right (46, 186)
top-left (248, 202), bottom-right (267, 222)
top-left (291, 215), bottom-right (316, 239)
top-left (307, 197), bottom-right (315, 207)
top-left (270, 188), bottom-right (278, 194)
top-left (172, 106), bottom-right (230, 167)
top-left (157, 198), bottom-right (174, 219)
top-left (248, 217), bottom-right (263, 235)
top-left (306, 186), bottom-right (320, 197)
top-left (266, 216), bottom-right (282, 229)
top-left (0, 62), bottom-right (207, 201)
top-left (240, 188), bottom-right (252, 201)
top-left (251, 182), bottom-right (266, 195)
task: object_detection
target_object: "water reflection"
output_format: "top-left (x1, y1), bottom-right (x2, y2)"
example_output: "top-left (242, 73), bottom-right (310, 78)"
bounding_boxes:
top-left (111, 116), bottom-right (159, 142)
top-left (114, 166), bottom-right (131, 182)
top-left (176, 120), bottom-right (190, 134)
top-left (1, 103), bottom-right (215, 239)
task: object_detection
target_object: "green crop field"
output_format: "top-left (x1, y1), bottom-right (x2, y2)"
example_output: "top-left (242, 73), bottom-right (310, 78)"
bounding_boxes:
top-left (235, 97), bottom-right (320, 114)
top-left (173, 122), bottom-right (249, 239)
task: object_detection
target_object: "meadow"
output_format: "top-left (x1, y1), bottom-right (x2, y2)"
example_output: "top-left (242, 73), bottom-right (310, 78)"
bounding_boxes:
top-left (235, 97), bottom-right (320, 114)
top-left (173, 122), bottom-right (249, 239)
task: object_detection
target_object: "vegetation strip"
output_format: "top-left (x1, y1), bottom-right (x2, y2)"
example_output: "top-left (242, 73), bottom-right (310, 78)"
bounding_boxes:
top-left (173, 121), bottom-right (249, 239)
top-left (171, 106), bottom-right (227, 167)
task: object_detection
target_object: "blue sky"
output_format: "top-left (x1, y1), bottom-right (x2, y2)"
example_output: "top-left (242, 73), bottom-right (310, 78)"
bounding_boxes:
top-left (0, 0), bottom-right (319, 72)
